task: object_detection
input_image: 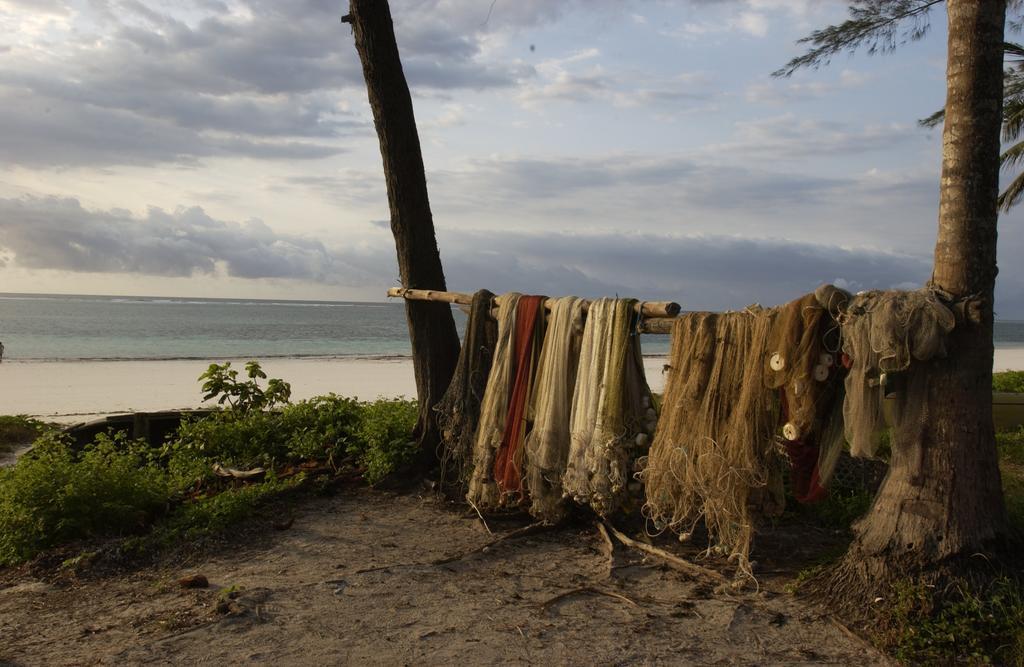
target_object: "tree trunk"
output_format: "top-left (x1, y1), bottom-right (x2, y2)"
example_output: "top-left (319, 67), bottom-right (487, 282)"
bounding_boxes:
top-left (345, 0), bottom-right (461, 465)
top-left (833, 0), bottom-right (1009, 593)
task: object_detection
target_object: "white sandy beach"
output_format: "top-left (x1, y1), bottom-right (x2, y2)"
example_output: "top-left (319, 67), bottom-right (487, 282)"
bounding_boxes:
top-left (2, 350), bottom-right (1023, 423)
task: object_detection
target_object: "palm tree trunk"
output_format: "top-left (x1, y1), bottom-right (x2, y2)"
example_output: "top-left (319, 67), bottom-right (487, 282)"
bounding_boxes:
top-left (828, 0), bottom-right (1009, 596)
top-left (345, 0), bottom-right (461, 465)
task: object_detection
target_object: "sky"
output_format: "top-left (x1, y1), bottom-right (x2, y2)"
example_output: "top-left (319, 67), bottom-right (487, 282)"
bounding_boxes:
top-left (1, 0), bottom-right (1023, 315)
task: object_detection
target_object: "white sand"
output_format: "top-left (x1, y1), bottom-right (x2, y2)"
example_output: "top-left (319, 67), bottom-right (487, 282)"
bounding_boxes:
top-left (1, 350), bottom-right (1021, 423)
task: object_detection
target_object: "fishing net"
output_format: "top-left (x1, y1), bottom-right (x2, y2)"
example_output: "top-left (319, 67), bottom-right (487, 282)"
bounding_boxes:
top-left (841, 289), bottom-right (955, 458)
top-left (492, 295), bottom-right (547, 500)
top-left (467, 293), bottom-right (521, 510)
top-left (564, 298), bottom-right (655, 516)
top-left (640, 308), bottom-right (780, 577)
top-left (523, 297), bottom-right (586, 522)
top-left (764, 291), bottom-right (847, 502)
top-left (435, 289), bottom-right (497, 491)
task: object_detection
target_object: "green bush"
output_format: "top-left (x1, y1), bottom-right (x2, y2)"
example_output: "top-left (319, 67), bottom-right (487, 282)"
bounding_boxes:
top-left (0, 432), bottom-right (170, 565)
top-left (885, 577), bottom-right (1024, 664)
top-left (350, 398), bottom-right (419, 484)
top-left (171, 394), bottom-right (365, 471)
top-left (199, 361), bottom-right (291, 412)
top-left (143, 474), bottom-right (304, 548)
top-left (994, 370), bottom-right (1024, 393)
top-left (0, 415), bottom-right (47, 451)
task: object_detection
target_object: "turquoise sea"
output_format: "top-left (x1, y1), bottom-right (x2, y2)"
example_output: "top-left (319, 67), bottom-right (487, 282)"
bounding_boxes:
top-left (1, 292), bottom-right (1021, 362)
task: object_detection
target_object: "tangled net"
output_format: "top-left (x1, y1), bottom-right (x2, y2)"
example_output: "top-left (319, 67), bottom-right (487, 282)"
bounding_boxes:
top-left (640, 308), bottom-right (780, 577)
top-left (841, 289), bottom-right (955, 458)
top-left (435, 288), bottom-right (497, 491)
top-left (523, 297), bottom-right (586, 522)
top-left (563, 298), bottom-right (655, 516)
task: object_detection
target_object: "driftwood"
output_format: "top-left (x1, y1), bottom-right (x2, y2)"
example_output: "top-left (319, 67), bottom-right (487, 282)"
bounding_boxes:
top-left (386, 287), bottom-right (681, 319)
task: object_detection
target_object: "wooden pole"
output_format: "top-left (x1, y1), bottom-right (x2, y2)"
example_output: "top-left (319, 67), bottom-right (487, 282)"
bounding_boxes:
top-left (386, 287), bottom-right (681, 319)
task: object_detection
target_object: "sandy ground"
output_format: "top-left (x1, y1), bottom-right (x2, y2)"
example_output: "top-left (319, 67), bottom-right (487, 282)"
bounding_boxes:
top-left (0, 357), bottom-right (673, 423)
top-left (0, 486), bottom-right (890, 666)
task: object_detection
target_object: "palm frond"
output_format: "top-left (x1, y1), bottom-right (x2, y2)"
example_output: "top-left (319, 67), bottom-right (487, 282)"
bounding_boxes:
top-left (999, 171), bottom-right (1024, 213)
top-left (1001, 142), bottom-right (1024, 171)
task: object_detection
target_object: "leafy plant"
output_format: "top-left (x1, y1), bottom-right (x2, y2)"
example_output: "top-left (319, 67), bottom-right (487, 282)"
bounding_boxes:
top-left (350, 398), bottom-right (418, 484)
top-left (994, 371), bottom-right (1024, 394)
top-left (0, 415), bottom-right (49, 451)
top-left (881, 577), bottom-right (1024, 665)
top-left (199, 361), bottom-right (291, 412)
top-left (0, 431), bottom-right (169, 565)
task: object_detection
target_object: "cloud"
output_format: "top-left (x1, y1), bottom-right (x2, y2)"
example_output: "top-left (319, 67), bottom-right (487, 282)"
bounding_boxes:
top-left (0, 193), bottom-right (939, 313)
top-left (745, 69), bottom-right (872, 104)
top-left (704, 114), bottom-right (918, 160)
top-left (0, 0), bottom-right (533, 168)
top-left (0, 196), bottom-right (366, 282)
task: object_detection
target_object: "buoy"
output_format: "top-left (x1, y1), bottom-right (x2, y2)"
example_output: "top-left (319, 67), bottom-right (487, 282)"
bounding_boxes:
top-left (770, 352), bottom-right (786, 371)
top-left (635, 433), bottom-right (649, 447)
top-left (783, 422), bottom-right (801, 441)
top-left (813, 364), bottom-right (829, 382)
top-left (820, 352), bottom-right (834, 368)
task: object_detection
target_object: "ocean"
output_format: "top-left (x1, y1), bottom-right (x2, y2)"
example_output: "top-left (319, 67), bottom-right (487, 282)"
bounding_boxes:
top-left (1, 292), bottom-right (1022, 363)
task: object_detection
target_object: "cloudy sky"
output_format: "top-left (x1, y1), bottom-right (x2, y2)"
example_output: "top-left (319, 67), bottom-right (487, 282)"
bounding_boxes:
top-left (1, 0), bottom-right (1022, 315)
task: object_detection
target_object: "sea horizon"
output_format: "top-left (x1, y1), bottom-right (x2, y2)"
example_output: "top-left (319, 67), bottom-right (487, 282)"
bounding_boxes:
top-left (2, 291), bottom-right (1023, 363)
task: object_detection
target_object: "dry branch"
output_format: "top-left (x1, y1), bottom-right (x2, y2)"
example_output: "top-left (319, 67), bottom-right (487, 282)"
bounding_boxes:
top-left (603, 522), bottom-right (727, 584)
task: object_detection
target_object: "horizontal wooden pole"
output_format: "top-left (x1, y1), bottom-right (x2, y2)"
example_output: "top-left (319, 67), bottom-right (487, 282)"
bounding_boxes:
top-left (639, 318), bottom-right (674, 335)
top-left (387, 287), bottom-right (680, 319)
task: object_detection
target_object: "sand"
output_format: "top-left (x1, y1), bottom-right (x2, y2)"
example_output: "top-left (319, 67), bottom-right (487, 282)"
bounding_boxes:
top-left (0, 486), bottom-right (888, 666)
top-left (0, 357), bottom-right (672, 422)
top-left (1, 349), bottom-right (1021, 423)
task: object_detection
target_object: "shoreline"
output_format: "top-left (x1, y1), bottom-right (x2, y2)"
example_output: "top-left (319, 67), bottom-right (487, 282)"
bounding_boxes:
top-left (2, 350), bottom-right (1023, 424)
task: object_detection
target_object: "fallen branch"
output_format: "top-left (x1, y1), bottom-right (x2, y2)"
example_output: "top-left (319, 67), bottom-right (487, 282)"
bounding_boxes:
top-left (467, 498), bottom-right (492, 535)
top-left (540, 586), bottom-right (639, 615)
top-left (603, 521), bottom-right (727, 584)
top-left (432, 521), bottom-right (554, 566)
top-left (353, 522), bottom-right (556, 574)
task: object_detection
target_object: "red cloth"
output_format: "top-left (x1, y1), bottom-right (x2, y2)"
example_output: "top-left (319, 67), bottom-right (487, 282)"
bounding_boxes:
top-left (493, 295), bottom-right (545, 497)
top-left (779, 390), bottom-right (827, 503)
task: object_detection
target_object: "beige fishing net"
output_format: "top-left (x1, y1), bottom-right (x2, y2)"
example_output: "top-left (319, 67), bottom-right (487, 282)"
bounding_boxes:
top-left (523, 297), bottom-right (586, 522)
top-left (640, 308), bottom-right (780, 576)
top-left (841, 289), bottom-right (955, 458)
top-left (564, 298), bottom-right (656, 516)
top-left (466, 292), bottom-right (521, 510)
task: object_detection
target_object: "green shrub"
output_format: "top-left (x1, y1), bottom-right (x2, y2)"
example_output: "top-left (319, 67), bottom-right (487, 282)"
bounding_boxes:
top-left (143, 474), bottom-right (304, 548)
top-left (884, 577), bottom-right (1024, 664)
top-left (278, 394), bottom-right (363, 463)
top-left (994, 371), bottom-right (1024, 394)
top-left (172, 409), bottom-right (285, 470)
top-left (0, 415), bottom-right (48, 451)
top-left (0, 432), bottom-right (170, 565)
top-left (199, 361), bottom-right (291, 412)
top-left (350, 398), bottom-right (419, 484)
top-left (171, 394), bottom-right (365, 471)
